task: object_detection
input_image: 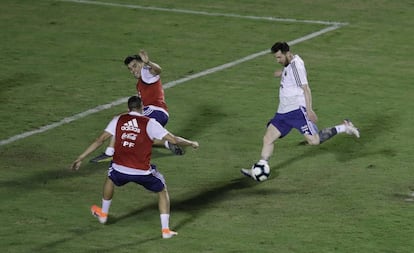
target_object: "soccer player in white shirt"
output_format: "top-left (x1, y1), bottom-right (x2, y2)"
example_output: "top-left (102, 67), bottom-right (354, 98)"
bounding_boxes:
top-left (242, 42), bottom-right (360, 180)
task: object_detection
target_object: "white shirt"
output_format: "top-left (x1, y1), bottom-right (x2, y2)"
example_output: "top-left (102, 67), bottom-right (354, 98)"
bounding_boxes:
top-left (277, 55), bottom-right (309, 113)
top-left (104, 111), bottom-right (168, 141)
top-left (141, 65), bottom-right (160, 84)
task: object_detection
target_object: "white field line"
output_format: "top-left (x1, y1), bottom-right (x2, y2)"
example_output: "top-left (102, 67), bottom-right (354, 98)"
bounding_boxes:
top-left (0, 3), bottom-right (347, 146)
top-left (60, 0), bottom-right (347, 26)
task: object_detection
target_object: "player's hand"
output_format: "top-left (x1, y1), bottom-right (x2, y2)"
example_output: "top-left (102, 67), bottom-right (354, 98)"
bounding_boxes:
top-left (274, 70), bottom-right (282, 77)
top-left (71, 159), bottom-right (82, 171)
top-left (139, 50), bottom-right (149, 63)
top-left (191, 141), bottom-right (199, 149)
top-left (307, 109), bottom-right (318, 123)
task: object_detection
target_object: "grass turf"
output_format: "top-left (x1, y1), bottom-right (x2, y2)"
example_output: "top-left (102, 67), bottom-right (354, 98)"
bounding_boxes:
top-left (0, 0), bottom-right (413, 252)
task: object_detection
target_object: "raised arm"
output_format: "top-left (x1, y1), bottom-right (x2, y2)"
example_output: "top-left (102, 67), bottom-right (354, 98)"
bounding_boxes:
top-left (139, 49), bottom-right (162, 75)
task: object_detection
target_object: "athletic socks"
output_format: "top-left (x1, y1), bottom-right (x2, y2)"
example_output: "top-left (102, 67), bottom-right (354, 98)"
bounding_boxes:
top-left (101, 199), bottom-right (112, 214)
top-left (104, 147), bottom-right (114, 156)
top-left (160, 213), bottom-right (170, 229)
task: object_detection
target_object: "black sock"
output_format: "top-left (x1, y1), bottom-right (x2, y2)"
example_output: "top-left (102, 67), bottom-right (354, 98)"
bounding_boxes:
top-left (319, 127), bottom-right (338, 144)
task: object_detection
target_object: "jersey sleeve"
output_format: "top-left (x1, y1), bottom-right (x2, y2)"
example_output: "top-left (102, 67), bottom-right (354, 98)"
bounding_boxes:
top-left (292, 58), bottom-right (308, 86)
top-left (104, 115), bottom-right (120, 136)
top-left (146, 118), bottom-right (169, 140)
top-left (141, 66), bottom-right (160, 84)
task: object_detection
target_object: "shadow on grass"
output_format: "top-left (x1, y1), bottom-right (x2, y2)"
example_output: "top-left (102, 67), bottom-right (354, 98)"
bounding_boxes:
top-left (31, 176), bottom-right (274, 252)
top-left (32, 228), bottom-right (161, 253)
top-left (173, 103), bottom-right (228, 139)
top-left (9, 110), bottom-right (396, 251)
top-left (271, 112), bottom-right (398, 173)
top-left (108, 178), bottom-right (259, 226)
top-left (0, 103), bottom-right (227, 192)
top-left (0, 162), bottom-right (108, 191)
top-left (106, 175), bottom-right (299, 228)
top-left (322, 113), bottom-right (398, 162)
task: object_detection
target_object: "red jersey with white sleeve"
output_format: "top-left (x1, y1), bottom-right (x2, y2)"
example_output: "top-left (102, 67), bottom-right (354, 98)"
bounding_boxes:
top-left (104, 111), bottom-right (169, 175)
top-left (137, 66), bottom-right (168, 112)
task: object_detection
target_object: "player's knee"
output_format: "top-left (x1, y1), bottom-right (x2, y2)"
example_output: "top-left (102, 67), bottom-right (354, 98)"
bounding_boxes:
top-left (305, 135), bottom-right (320, 145)
top-left (307, 139), bottom-right (320, 145)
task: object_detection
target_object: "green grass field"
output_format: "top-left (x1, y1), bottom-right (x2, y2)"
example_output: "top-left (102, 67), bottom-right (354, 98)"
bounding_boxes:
top-left (1, 0), bottom-right (413, 252)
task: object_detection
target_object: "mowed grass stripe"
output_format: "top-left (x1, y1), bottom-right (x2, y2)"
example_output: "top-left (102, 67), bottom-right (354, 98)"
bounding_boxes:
top-left (0, 2), bottom-right (346, 146)
top-left (60, 0), bottom-right (347, 25)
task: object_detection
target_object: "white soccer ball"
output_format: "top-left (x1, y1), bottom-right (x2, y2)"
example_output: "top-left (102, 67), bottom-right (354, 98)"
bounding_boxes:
top-left (251, 161), bottom-right (270, 182)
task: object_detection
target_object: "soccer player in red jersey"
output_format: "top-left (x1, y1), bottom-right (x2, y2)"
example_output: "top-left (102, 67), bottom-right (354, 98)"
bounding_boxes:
top-left (91, 50), bottom-right (183, 163)
top-left (71, 95), bottom-right (199, 239)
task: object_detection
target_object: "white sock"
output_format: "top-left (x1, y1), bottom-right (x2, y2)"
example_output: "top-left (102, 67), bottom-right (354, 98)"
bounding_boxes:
top-left (101, 199), bottom-right (112, 214)
top-left (164, 141), bottom-right (169, 149)
top-left (105, 147), bottom-right (114, 156)
top-left (160, 214), bottom-right (170, 230)
top-left (335, 125), bottom-right (346, 133)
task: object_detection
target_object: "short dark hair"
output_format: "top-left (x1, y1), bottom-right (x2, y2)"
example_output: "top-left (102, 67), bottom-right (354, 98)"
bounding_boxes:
top-left (271, 42), bottom-right (290, 53)
top-left (127, 96), bottom-right (142, 110)
top-left (124, 55), bottom-right (142, 65)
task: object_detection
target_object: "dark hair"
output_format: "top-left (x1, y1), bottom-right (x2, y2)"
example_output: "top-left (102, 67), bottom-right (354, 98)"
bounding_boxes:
top-left (271, 42), bottom-right (290, 53)
top-left (127, 96), bottom-right (142, 110)
top-left (124, 55), bottom-right (142, 65)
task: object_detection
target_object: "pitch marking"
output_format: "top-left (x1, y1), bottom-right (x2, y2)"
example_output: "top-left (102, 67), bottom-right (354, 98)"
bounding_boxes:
top-left (0, 2), bottom-right (346, 146)
top-left (60, 0), bottom-right (347, 26)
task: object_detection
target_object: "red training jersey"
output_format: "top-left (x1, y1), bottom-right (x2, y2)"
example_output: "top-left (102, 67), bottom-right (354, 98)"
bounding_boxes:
top-left (136, 67), bottom-right (168, 111)
top-left (113, 114), bottom-right (153, 170)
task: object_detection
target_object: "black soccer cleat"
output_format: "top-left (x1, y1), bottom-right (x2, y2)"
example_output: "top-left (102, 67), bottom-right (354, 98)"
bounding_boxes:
top-left (240, 168), bottom-right (255, 180)
top-left (167, 142), bottom-right (184, 155)
top-left (90, 153), bottom-right (112, 163)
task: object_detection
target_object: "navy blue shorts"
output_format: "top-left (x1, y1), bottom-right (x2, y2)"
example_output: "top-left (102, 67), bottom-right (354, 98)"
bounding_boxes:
top-left (268, 107), bottom-right (318, 138)
top-left (143, 106), bottom-right (169, 127)
top-left (108, 164), bottom-right (166, 193)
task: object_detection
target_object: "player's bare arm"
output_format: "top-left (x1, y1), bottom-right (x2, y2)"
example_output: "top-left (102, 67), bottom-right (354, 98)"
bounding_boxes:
top-left (163, 133), bottom-right (199, 149)
top-left (302, 84), bottom-right (318, 123)
top-left (71, 131), bottom-right (112, 171)
top-left (139, 49), bottom-right (162, 75)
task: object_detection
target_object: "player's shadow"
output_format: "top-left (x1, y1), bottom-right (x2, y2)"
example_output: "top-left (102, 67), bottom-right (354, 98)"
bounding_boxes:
top-left (176, 103), bottom-right (227, 139)
top-left (319, 112), bottom-right (398, 162)
top-left (108, 178), bottom-right (257, 225)
top-left (108, 176), bottom-right (299, 230)
top-left (27, 112), bottom-right (400, 251)
top-left (1, 103), bottom-right (227, 193)
top-left (31, 177), bottom-right (264, 252)
top-left (32, 226), bottom-right (161, 252)
top-left (0, 162), bottom-right (108, 192)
